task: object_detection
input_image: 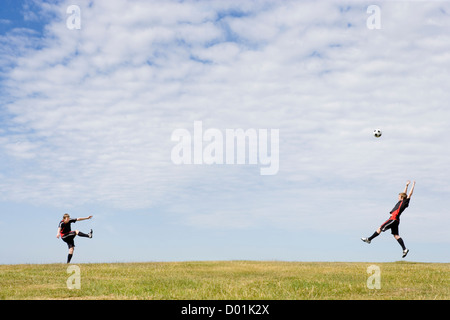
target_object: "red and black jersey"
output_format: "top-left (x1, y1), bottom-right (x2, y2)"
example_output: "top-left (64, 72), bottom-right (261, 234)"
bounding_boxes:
top-left (389, 198), bottom-right (410, 221)
top-left (58, 218), bottom-right (77, 236)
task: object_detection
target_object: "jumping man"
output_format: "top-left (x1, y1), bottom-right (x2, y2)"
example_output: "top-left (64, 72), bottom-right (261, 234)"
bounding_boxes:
top-left (57, 213), bottom-right (93, 263)
top-left (361, 181), bottom-right (415, 258)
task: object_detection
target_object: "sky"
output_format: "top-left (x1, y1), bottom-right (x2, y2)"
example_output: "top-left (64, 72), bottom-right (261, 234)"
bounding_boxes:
top-left (0, 0), bottom-right (449, 264)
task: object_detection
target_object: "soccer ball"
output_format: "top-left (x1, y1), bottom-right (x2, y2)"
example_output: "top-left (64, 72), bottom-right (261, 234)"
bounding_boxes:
top-left (373, 129), bottom-right (382, 138)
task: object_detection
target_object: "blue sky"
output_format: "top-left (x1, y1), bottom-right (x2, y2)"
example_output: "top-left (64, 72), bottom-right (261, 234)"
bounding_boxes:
top-left (1, 0), bottom-right (449, 264)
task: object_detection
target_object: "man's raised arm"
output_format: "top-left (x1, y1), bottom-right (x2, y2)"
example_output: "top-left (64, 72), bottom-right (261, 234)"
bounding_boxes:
top-left (402, 180), bottom-right (410, 194)
top-left (407, 181), bottom-right (415, 199)
top-left (77, 215), bottom-right (93, 221)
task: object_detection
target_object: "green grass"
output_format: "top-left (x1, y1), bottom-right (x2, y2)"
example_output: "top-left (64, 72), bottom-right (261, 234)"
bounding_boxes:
top-left (0, 261), bottom-right (448, 300)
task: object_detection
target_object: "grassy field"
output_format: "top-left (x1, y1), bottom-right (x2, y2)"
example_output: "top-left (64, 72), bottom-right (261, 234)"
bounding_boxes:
top-left (0, 261), bottom-right (448, 300)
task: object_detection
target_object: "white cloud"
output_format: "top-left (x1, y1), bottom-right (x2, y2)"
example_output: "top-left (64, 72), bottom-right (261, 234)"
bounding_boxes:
top-left (0, 0), bottom-right (449, 246)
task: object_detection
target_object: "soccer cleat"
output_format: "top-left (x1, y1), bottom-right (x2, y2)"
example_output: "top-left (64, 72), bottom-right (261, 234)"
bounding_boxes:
top-left (402, 248), bottom-right (409, 258)
top-left (89, 229), bottom-right (93, 238)
top-left (361, 237), bottom-right (371, 244)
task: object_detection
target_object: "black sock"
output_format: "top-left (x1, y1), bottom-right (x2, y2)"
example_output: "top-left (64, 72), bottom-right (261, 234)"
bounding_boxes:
top-left (67, 253), bottom-right (73, 263)
top-left (368, 231), bottom-right (380, 241)
top-left (397, 237), bottom-right (406, 250)
top-left (78, 231), bottom-right (89, 238)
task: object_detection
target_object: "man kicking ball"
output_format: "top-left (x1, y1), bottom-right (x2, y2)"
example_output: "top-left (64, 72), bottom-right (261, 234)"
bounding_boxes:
top-left (57, 213), bottom-right (93, 263)
top-left (361, 181), bottom-right (415, 258)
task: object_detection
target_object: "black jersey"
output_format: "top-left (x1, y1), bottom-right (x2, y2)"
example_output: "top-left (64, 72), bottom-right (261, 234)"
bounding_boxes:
top-left (58, 218), bottom-right (77, 236)
top-left (389, 198), bottom-right (410, 221)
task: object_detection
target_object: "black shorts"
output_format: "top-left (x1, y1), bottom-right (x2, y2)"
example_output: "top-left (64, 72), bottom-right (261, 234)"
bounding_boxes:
top-left (380, 219), bottom-right (399, 235)
top-left (61, 231), bottom-right (76, 249)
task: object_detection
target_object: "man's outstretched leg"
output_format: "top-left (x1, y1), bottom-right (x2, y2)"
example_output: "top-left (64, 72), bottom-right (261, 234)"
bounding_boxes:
top-left (361, 228), bottom-right (381, 244)
top-left (394, 234), bottom-right (409, 258)
top-left (76, 229), bottom-right (93, 238)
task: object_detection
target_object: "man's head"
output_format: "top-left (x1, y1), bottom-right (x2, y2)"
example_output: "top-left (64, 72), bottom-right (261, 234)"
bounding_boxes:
top-left (398, 193), bottom-right (407, 200)
top-left (62, 213), bottom-right (70, 222)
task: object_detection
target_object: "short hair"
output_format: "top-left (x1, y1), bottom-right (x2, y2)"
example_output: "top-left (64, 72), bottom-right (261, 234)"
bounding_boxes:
top-left (399, 192), bottom-right (407, 199)
top-left (63, 213), bottom-right (70, 219)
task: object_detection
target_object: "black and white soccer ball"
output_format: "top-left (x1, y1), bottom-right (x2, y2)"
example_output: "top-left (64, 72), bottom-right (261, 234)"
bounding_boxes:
top-left (373, 129), bottom-right (382, 138)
